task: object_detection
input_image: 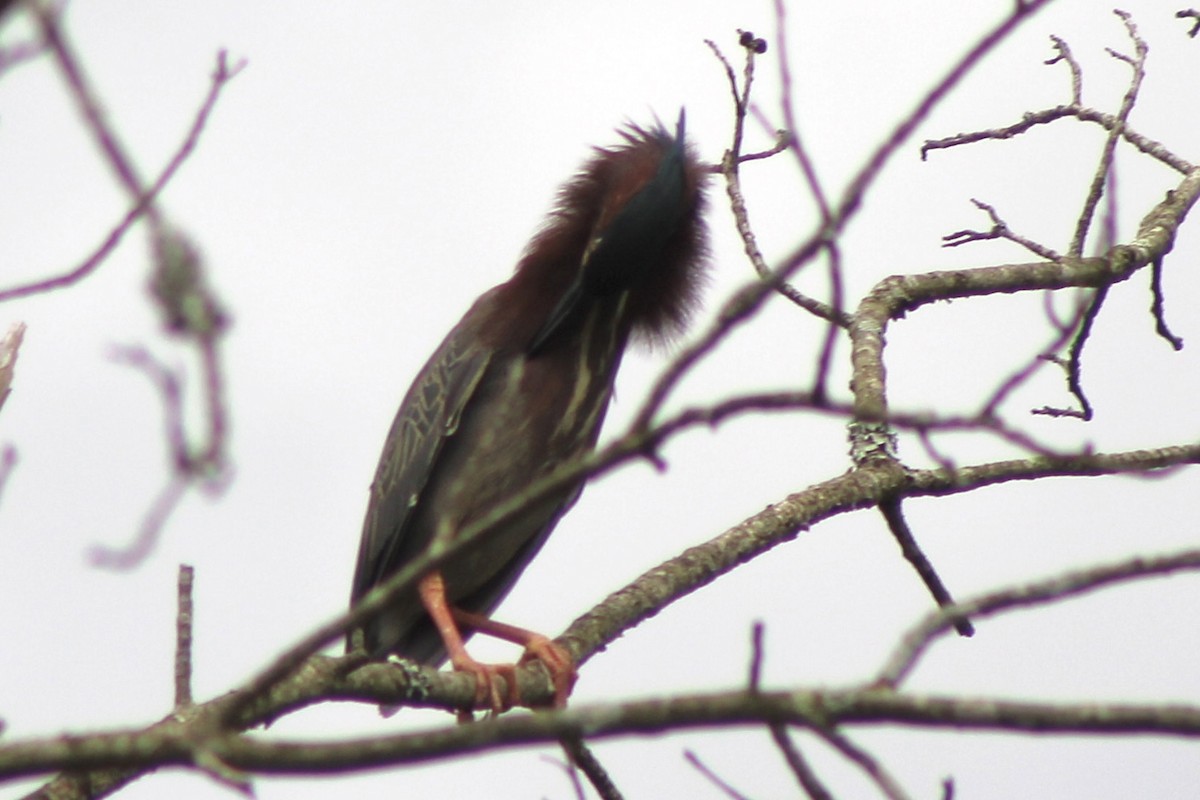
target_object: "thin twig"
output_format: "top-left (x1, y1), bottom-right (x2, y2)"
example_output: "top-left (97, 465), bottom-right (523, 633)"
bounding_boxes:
top-left (981, 293), bottom-right (1086, 418)
top-left (175, 565), bottom-right (195, 709)
top-left (560, 736), bottom-right (625, 800)
top-left (748, 621), bottom-right (765, 693)
top-left (817, 728), bottom-right (914, 800)
top-left (0, 51), bottom-right (244, 302)
top-left (1179, 9), bottom-right (1200, 38)
top-left (924, 104), bottom-right (1194, 175)
top-left (541, 752), bottom-right (586, 800)
top-left (32, 0), bottom-right (146, 200)
top-left (707, 32), bottom-right (829, 330)
top-left (1046, 35), bottom-right (1083, 106)
top-left (1149, 256), bottom-right (1184, 350)
top-left (771, 0), bottom-right (846, 402)
top-left (0, 38), bottom-right (43, 77)
top-left (1069, 11), bottom-right (1146, 258)
top-left (1033, 284), bottom-right (1105, 420)
top-left (88, 476), bottom-right (189, 569)
top-left (769, 725), bottom-right (834, 800)
top-left (876, 548), bottom-right (1200, 688)
top-left (108, 346), bottom-right (190, 468)
top-left (942, 198), bottom-right (1063, 261)
top-left (879, 496), bottom-right (974, 637)
top-left (684, 750), bottom-right (751, 800)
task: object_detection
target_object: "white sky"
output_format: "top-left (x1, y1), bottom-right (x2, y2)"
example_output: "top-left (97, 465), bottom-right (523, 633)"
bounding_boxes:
top-left (1, 2), bottom-right (1199, 798)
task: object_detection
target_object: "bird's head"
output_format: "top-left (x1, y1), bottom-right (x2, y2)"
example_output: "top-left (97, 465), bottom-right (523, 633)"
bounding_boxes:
top-left (512, 111), bottom-right (709, 355)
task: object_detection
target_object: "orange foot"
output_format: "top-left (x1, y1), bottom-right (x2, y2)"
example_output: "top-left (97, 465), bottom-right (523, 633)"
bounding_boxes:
top-left (520, 635), bottom-right (577, 708)
top-left (446, 653), bottom-right (520, 717)
top-left (420, 571), bottom-right (578, 714)
top-left (452, 609), bottom-right (579, 709)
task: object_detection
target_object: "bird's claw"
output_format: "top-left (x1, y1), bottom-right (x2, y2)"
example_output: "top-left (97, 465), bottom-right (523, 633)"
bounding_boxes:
top-left (520, 636), bottom-right (577, 708)
top-left (451, 656), bottom-right (520, 717)
top-left (450, 640), bottom-right (576, 717)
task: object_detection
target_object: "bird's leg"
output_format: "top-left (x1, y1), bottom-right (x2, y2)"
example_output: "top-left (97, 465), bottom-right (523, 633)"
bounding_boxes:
top-left (416, 571), bottom-right (517, 714)
top-left (450, 608), bottom-right (577, 708)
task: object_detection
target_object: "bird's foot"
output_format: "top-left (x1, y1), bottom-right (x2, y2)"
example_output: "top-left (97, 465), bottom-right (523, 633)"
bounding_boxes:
top-left (520, 635), bottom-right (577, 708)
top-left (449, 654), bottom-right (520, 717)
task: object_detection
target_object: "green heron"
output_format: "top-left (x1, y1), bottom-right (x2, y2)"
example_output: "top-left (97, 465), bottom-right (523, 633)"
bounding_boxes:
top-left (350, 111), bottom-right (708, 712)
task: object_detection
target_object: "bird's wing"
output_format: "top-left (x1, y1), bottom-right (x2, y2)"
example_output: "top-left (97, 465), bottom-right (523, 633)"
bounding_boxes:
top-left (350, 319), bottom-right (493, 605)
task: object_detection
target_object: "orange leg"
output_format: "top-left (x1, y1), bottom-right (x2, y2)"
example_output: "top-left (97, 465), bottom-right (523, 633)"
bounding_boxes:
top-left (417, 571), bottom-right (518, 713)
top-left (451, 608), bottom-right (577, 708)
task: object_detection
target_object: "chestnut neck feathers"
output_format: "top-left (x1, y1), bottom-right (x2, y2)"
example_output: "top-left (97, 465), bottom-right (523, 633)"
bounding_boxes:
top-left (501, 112), bottom-right (708, 356)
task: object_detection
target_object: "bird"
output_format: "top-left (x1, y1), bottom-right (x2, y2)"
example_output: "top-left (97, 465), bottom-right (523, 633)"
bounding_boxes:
top-left (349, 110), bottom-right (708, 713)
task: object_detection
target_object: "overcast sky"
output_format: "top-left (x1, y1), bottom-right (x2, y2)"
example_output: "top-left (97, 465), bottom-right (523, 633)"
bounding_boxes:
top-left (2, 2), bottom-right (1199, 798)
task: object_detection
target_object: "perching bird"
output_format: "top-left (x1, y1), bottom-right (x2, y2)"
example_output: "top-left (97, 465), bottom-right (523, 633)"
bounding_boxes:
top-left (349, 111), bottom-right (708, 712)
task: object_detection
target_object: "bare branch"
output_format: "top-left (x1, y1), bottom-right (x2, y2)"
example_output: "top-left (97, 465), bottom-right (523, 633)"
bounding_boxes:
top-left (0, 51), bottom-right (244, 303)
top-left (876, 548), bottom-right (1200, 687)
top-left (816, 728), bottom-right (913, 800)
top-left (684, 750), bottom-right (752, 800)
top-left (1046, 35), bottom-right (1083, 105)
top-left (1069, 10), bottom-right (1146, 258)
top-left (10, 683), bottom-right (1200, 781)
top-left (175, 565), bottom-right (195, 710)
top-left (559, 737), bottom-right (624, 800)
top-left (12, 439), bottom-right (1200, 791)
top-left (705, 31), bottom-right (841, 332)
top-left (943, 198), bottom-right (1063, 261)
top-left (1149, 256), bottom-right (1184, 349)
top-left (768, 726), bottom-right (834, 800)
top-left (879, 497), bottom-right (974, 637)
top-left (850, 165), bottom-right (1200, 428)
top-left (1178, 9), bottom-right (1200, 37)
top-left (0, 36), bottom-right (42, 77)
top-left (747, 621), bottom-right (765, 693)
top-left (88, 476), bottom-right (189, 570)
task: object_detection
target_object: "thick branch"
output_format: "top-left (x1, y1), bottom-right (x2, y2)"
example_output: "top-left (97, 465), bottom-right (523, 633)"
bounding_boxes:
top-left (11, 438), bottom-right (1199, 795)
top-left (849, 166), bottom-right (1200, 422)
top-left (6, 689), bottom-right (1200, 780)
